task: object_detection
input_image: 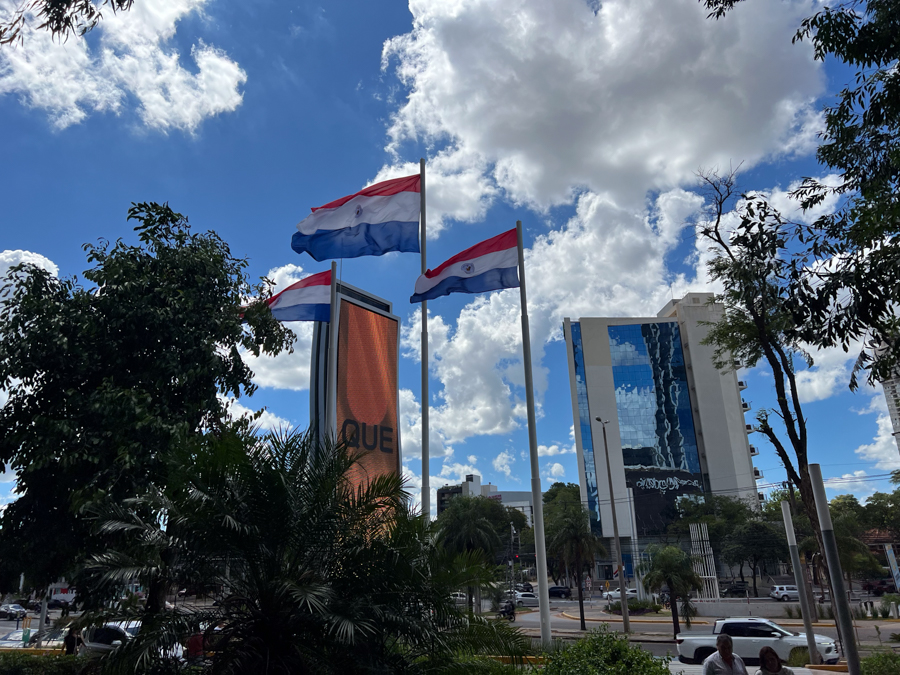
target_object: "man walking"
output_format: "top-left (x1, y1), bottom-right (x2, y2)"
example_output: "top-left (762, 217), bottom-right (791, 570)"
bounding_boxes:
top-left (702, 634), bottom-right (748, 675)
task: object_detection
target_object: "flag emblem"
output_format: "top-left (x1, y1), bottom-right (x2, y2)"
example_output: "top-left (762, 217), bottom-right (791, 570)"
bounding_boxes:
top-left (462, 263), bottom-right (475, 275)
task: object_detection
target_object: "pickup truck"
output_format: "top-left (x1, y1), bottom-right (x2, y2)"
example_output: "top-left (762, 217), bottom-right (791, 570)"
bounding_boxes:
top-left (676, 617), bottom-right (838, 665)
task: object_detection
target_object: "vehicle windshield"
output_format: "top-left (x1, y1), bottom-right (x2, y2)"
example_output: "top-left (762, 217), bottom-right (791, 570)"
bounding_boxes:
top-left (764, 620), bottom-right (794, 637)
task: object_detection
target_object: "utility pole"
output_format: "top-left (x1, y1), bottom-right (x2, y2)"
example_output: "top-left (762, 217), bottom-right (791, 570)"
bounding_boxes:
top-left (810, 464), bottom-right (860, 674)
top-left (781, 501), bottom-right (820, 664)
top-left (596, 417), bottom-right (630, 634)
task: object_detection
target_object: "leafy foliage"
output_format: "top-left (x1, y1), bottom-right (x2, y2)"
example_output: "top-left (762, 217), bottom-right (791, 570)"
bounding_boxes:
top-left (861, 651), bottom-right (900, 675)
top-left (0, 202), bottom-right (292, 594)
top-left (0, 0), bottom-right (133, 45)
top-left (639, 544), bottom-right (701, 638)
top-left (0, 653), bottom-right (84, 675)
top-left (87, 428), bottom-right (530, 674)
top-left (720, 521), bottom-right (788, 597)
top-left (545, 500), bottom-right (605, 630)
top-left (541, 624), bottom-right (671, 675)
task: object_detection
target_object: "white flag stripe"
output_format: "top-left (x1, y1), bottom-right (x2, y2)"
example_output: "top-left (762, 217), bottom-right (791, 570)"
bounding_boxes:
top-left (269, 284), bottom-right (330, 310)
top-left (414, 246), bottom-right (518, 295)
top-left (297, 192), bottom-right (420, 234)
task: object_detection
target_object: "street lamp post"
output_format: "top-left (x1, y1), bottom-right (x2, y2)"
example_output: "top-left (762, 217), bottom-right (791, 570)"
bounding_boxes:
top-left (595, 417), bottom-right (630, 634)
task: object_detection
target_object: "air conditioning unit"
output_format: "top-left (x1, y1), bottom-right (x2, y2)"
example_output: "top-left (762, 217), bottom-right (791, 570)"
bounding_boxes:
top-left (749, 445), bottom-right (759, 456)
top-left (753, 468), bottom-right (763, 480)
top-left (741, 400), bottom-right (752, 411)
top-left (745, 424), bottom-right (755, 433)
top-left (738, 380), bottom-right (748, 390)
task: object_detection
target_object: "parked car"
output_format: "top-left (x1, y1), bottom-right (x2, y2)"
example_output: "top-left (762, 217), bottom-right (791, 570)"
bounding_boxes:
top-left (547, 586), bottom-right (571, 599)
top-left (602, 588), bottom-right (638, 601)
top-left (515, 582), bottom-right (533, 593)
top-left (676, 617), bottom-right (838, 665)
top-left (862, 579), bottom-right (897, 597)
top-left (449, 592), bottom-right (467, 605)
top-left (82, 622), bottom-right (142, 657)
top-left (514, 592), bottom-right (539, 607)
top-left (720, 580), bottom-right (749, 597)
top-left (769, 585), bottom-right (800, 602)
top-left (0, 604), bottom-right (27, 619)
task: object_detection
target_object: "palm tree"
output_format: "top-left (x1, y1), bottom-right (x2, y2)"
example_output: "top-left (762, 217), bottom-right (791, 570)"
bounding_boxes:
top-left (437, 497), bottom-right (501, 613)
top-left (639, 544), bottom-right (702, 639)
top-left (546, 502), bottom-right (606, 630)
top-left (83, 427), bottom-right (529, 674)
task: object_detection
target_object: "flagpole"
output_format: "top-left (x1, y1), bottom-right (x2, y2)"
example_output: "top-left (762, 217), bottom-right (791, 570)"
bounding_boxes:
top-left (420, 158), bottom-right (430, 519)
top-left (516, 220), bottom-right (551, 647)
top-left (327, 260), bottom-right (338, 441)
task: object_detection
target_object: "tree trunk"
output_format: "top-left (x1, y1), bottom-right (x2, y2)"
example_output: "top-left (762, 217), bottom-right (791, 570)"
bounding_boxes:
top-left (752, 563), bottom-right (759, 598)
top-left (576, 554), bottom-right (586, 631)
top-left (467, 585), bottom-right (474, 613)
top-left (738, 563), bottom-right (745, 583)
top-left (668, 578), bottom-right (681, 639)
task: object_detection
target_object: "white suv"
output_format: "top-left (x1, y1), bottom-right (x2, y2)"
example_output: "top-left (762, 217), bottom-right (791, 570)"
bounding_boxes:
top-left (769, 585), bottom-right (800, 602)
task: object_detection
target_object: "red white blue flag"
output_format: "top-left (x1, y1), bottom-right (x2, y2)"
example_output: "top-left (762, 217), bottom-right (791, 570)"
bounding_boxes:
top-left (266, 270), bottom-right (331, 322)
top-left (410, 228), bottom-right (519, 304)
top-left (292, 175), bottom-right (421, 261)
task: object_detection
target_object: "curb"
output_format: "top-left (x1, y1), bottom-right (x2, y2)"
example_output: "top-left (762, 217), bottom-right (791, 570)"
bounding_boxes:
top-left (559, 611), bottom-right (709, 625)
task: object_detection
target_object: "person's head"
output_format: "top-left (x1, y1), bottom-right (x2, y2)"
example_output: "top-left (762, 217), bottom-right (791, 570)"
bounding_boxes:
top-left (716, 633), bottom-right (733, 660)
top-left (760, 646), bottom-right (781, 672)
top-left (67, 627), bottom-right (75, 636)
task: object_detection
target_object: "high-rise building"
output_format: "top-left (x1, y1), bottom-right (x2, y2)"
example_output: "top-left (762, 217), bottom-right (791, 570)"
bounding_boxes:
top-left (881, 374), bottom-right (900, 454)
top-left (436, 474), bottom-right (539, 525)
top-left (563, 293), bottom-right (759, 543)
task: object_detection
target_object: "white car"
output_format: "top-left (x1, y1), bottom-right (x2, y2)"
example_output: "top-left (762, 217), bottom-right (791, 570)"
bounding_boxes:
top-left (449, 592), bottom-right (467, 605)
top-left (769, 585), bottom-right (800, 602)
top-left (602, 587), bottom-right (638, 601)
top-left (677, 617), bottom-right (838, 665)
top-left (514, 591), bottom-right (539, 607)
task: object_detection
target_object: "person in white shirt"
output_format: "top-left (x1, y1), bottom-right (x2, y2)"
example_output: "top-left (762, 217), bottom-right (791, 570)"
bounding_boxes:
top-left (702, 634), bottom-right (749, 675)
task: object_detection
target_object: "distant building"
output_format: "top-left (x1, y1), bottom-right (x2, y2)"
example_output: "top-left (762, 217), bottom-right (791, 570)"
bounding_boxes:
top-left (881, 374), bottom-right (900, 454)
top-left (436, 474), bottom-right (539, 526)
top-left (563, 293), bottom-right (759, 543)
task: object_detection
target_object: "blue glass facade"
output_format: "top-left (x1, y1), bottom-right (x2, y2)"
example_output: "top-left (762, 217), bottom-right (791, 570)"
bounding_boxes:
top-left (608, 322), bottom-right (703, 535)
top-left (569, 322), bottom-right (601, 533)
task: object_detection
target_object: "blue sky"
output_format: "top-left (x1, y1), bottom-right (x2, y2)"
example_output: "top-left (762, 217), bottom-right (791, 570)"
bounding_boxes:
top-left (1, 0), bottom-right (897, 515)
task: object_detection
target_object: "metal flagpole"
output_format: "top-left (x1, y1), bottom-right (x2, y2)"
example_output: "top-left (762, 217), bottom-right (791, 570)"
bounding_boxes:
top-left (516, 220), bottom-right (552, 647)
top-left (596, 418), bottom-right (630, 633)
top-left (420, 158), bottom-right (430, 519)
top-left (327, 260), bottom-right (338, 440)
top-left (781, 500), bottom-right (821, 664)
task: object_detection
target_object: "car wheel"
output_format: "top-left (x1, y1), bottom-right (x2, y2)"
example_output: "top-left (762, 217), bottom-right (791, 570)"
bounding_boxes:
top-left (678, 655), bottom-right (694, 665)
top-left (695, 647), bottom-right (715, 663)
top-left (780, 595), bottom-right (789, 602)
top-left (517, 600), bottom-right (524, 607)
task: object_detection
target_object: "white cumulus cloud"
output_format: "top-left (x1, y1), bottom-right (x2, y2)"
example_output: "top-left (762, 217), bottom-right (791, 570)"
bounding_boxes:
top-left (0, 0), bottom-right (246, 132)
top-left (220, 396), bottom-right (291, 432)
top-left (493, 450), bottom-right (515, 479)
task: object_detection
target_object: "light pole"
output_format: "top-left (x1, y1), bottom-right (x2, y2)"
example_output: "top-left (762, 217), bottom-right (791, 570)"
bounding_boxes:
top-left (595, 417), bottom-right (630, 634)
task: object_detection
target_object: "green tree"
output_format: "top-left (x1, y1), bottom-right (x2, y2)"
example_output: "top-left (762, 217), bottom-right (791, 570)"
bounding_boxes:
top-left (699, 1), bottom-right (900, 385)
top-left (639, 544), bottom-right (702, 638)
top-left (543, 482), bottom-right (584, 584)
top-left (721, 521), bottom-right (788, 597)
top-left (1, 0), bottom-right (133, 45)
top-left (0, 202), bottom-right (292, 600)
top-left (87, 428), bottom-right (530, 674)
top-left (436, 496), bottom-right (502, 612)
top-left (696, 169), bottom-right (842, 609)
top-left (546, 501), bottom-right (606, 631)
top-left (861, 488), bottom-right (900, 543)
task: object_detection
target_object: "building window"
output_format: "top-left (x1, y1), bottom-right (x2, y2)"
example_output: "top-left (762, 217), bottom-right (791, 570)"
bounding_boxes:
top-left (607, 322), bottom-right (703, 535)
top-left (569, 322), bottom-right (601, 534)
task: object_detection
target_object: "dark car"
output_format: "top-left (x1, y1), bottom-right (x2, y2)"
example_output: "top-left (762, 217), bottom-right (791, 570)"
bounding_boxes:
top-left (515, 582), bottom-right (533, 593)
top-left (863, 579), bottom-right (897, 597)
top-left (547, 586), bottom-right (571, 599)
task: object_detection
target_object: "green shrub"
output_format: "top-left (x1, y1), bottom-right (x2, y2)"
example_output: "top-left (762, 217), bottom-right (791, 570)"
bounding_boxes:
top-left (878, 602), bottom-right (891, 619)
top-left (861, 651), bottom-right (900, 675)
top-left (786, 647), bottom-right (809, 668)
top-left (542, 624), bottom-right (670, 675)
top-left (784, 605), bottom-right (795, 619)
top-left (0, 653), bottom-right (84, 675)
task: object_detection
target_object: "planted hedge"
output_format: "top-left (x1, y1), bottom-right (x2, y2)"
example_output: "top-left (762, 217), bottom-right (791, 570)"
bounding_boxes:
top-left (0, 653), bottom-right (84, 675)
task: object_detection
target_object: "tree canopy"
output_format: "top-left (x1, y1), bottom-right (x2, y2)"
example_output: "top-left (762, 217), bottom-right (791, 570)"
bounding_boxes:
top-left (0, 0), bottom-right (134, 45)
top-left (0, 202), bottom-right (293, 590)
